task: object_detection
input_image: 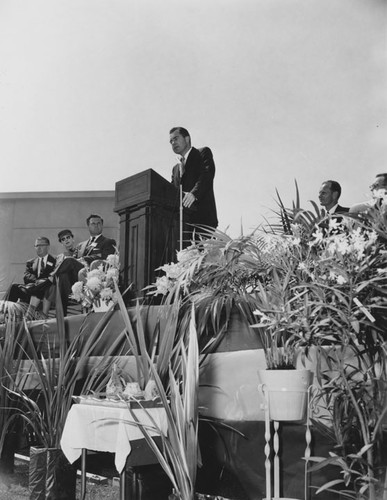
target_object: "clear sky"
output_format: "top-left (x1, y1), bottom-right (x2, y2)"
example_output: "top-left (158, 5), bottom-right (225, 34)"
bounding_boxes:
top-left (0, 0), bottom-right (386, 236)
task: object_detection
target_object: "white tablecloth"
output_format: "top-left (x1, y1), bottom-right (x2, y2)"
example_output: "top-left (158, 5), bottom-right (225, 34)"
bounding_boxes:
top-left (60, 403), bottom-right (167, 473)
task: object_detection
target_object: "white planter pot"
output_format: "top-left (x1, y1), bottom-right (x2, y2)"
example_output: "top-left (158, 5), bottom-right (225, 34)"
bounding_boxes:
top-left (258, 369), bottom-right (313, 421)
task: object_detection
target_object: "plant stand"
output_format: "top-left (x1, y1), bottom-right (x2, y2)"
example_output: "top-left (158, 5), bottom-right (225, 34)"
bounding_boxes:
top-left (258, 383), bottom-right (313, 500)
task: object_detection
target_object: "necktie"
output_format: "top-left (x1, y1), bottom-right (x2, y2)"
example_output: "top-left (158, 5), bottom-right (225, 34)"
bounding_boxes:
top-left (321, 209), bottom-right (326, 217)
top-left (39, 258), bottom-right (45, 277)
top-left (85, 237), bottom-right (95, 256)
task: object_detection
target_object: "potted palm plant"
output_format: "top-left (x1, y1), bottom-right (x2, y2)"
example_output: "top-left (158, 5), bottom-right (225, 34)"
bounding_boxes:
top-left (248, 233), bottom-right (315, 421)
top-left (149, 227), bottom-right (316, 425)
top-left (156, 229), bottom-right (316, 385)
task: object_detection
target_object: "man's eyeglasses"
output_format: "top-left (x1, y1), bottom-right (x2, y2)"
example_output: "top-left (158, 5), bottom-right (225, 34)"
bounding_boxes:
top-left (60, 235), bottom-right (72, 242)
top-left (35, 244), bottom-right (48, 248)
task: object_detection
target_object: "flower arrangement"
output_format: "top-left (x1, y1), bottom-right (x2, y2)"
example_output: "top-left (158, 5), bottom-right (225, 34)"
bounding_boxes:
top-left (153, 246), bottom-right (202, 296)
top-left (249, 213), bottom-right (387, 360)
top-left (71, 253), bottom-right (120, 309)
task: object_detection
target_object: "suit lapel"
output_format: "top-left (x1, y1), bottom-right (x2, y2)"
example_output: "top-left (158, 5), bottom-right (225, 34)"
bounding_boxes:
top-left (32, 258), bottom-right (39, 274)
top-left (82, 235), bottom-right (104, 256)
top-left (184, 148), bottom-right (195, 171)
top-left (79, 241), bottom-right (89, 257)
top-left (181, 148), bottom-right (196, 185)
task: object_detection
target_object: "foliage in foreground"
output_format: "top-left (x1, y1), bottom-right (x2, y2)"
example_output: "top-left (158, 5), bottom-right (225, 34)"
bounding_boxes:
top-left (2, 283), bottom-right (128, 449)
top-left (148, 184), bottom-right (387, 500)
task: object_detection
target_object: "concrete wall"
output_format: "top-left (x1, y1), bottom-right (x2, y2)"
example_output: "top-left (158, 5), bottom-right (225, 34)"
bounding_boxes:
top-left (0, 191), bottom-right (118, 297)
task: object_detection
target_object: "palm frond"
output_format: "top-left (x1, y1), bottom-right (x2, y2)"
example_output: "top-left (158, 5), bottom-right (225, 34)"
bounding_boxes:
top-left (119, 305), bottom-right (199, 500)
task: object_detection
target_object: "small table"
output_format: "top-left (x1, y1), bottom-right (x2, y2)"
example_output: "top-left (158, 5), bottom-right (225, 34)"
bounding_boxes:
top-left (60, 402), bottom-right (168, 499)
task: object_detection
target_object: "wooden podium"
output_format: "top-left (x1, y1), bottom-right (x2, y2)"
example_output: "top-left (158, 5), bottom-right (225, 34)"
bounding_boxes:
top-left (114, 169), bottom-right (180, 298)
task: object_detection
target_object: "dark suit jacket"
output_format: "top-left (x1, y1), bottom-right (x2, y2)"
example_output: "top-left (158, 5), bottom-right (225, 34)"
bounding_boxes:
top-left (171, 146), bottom-right (218, 228)
top-left (329, 204), bottom-right (350, 227)
top-left (76, 234), bottom-right (116, 265)
top-left (318, 204), bottom-right (350, 235)
top-left (333, 204), bottom-right (349, 214)
top-left (23, 255), bottom-right (56, 284)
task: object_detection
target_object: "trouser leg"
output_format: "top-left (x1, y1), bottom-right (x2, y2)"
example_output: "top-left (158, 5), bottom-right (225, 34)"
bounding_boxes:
top-left (6, 284), bottom-right (29, 303)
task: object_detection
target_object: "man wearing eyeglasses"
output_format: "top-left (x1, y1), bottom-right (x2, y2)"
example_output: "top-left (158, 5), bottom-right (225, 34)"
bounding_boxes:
top-left (7, 236), bottom-right (56, 315)
top-left (13, 229), bottom-right (82, 316)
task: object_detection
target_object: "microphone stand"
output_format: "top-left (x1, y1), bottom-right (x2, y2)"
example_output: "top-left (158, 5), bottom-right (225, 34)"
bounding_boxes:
top-left (179, 185), bottom-right (183, 252)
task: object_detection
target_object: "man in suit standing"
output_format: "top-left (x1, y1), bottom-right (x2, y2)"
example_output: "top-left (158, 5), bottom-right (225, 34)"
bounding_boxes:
top-left (7, 236), bottom-right (56, 316)
top-left (318, 180), bottom-right (349, 215)
top-left (170, 127), bottom-right (218, 243)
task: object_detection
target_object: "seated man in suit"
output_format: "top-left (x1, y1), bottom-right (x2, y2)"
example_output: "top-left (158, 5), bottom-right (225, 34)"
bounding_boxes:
top-left (169, 127), bottom-right (218, 245)
top-left (318, 180), bottom-right (349, 215)
top-left (7, 236), bottom-right (56, 316)
top-left (76, 214), bottom-right (117, 264)
top-left (50, 216), bottom-right (116, 315)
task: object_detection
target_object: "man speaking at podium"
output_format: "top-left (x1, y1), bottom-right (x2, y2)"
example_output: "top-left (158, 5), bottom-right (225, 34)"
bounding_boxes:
top-left (170, 127), bottom-right (218, 242)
